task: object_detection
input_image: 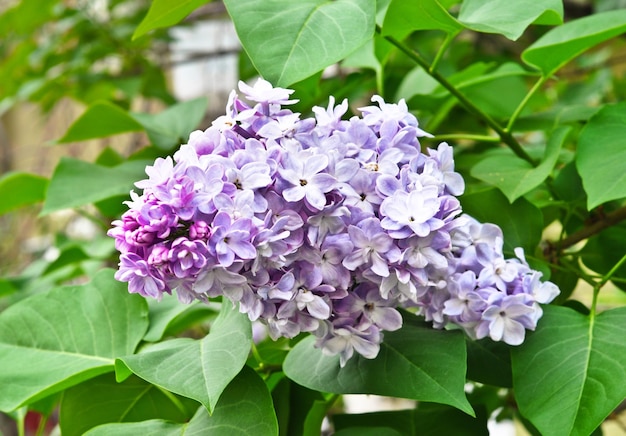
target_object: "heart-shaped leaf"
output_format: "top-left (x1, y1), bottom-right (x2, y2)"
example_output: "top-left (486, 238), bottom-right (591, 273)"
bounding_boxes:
top-left (224, 0), bottom-right (375, 87)
top-left (133, 0), bottom-right (210, 40)
top-left (283, 315), bottom-right (473, 416)
top-left (0, 269), bottom-right (148, 412)
top-left (84, 366), bottom-right (278, 435)
top-left (577, 102), bottom-right (626, 209)
top-left (382, 0), bottom-right (462, 39)
top-left (116, 300), bottom-right (252, 413)
top-left (512, 305), bottom-right (626, 436)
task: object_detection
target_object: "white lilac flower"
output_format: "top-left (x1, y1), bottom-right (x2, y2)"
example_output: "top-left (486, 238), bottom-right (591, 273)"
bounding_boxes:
top-left (109, 79), bottom-right (559, 365)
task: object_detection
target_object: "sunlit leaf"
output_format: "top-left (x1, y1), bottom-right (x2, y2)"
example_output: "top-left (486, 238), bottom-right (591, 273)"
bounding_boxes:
top-left (133, 0), bottom-right (211, 40)
top-left (283, 315), bottom-right (473, 415)
top-left (0, 172), bottom-right (48, 215)
top-left (522, 9), bottom-right (626, 76)
top-left (0, 270), bottom-right (148, 412)
top-left (85, 366), bottom-right (278, 435)
top-left (577, 102), bottom-right (626, 209)
top-left (382, 0), bottom-right (462, 39)
top-left (116, 300), bottom-right (252, 413)
top-left (224, 0), bottom-right (375, 87)
top-left (512, 305), bottom-right (626, 436)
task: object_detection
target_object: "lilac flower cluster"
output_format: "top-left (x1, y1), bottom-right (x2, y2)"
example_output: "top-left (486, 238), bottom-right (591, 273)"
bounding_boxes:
top-left (109, 79), bottom-right (559, 366)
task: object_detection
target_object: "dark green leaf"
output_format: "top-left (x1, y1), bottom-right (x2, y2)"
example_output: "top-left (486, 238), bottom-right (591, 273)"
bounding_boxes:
top-left (133, 0), bottom-right (211, 40)
top-left (461, 188), bottom-right (543, 254)
top-left (471, 126), bottom-right (569, 202)
top-left (283, 315), bottom-right (473, 415)
top-left (512, 305), bottom-right (626, 436)
top-left (0, 172), bottom-right (48, 215)
top-left (577, 102), bottom-right (626, 209)
top-left (0, 269), bottom-right (148, 412)
top-left (466, 338), bottom-right (512, 387)
top-left (522, 9), bottom-right (626, 76)
top-left (224, 0), bottom-right (375, 87)
top-left (131, 97), bottom-right (208, 150)
top-left (85, 366), bottom-right (278, 435)
top-left (581, 224), bottom-right (626, 287)
top-left (116, 300), bottom-right (252, 412)
top-left (57, 101), bottom-right (143, 143)
top-left (41, 158), bottom-right (150, 215)
top-left (59, 373), bottom-right (198, 436)
top-left (457, 0), bottom-right (562, 41)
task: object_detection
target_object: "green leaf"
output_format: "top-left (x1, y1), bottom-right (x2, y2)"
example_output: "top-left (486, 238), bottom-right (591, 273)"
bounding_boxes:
top-left (41, 158), bottom-right (150, 215)
top-left (471, 126), bottom-right (569, 202)
top-left (581, 223), bottom-right (626, 286)
top-left (457, 0), bottom-right (562, 41)
top-left (577, 102), bottom-right (626, 209)
top-left (57, 101), bottom-right (144, 143)
top-left (512, 305), bottom-right (626, 436)
top-left (85, 366), bottom-right (278, 435)
top-left (0, 269), bottom-right (148, 412)
top-left (116, 300), bottom-right (252, 413)
top-left (143, 294), bottom-right (217, 342)
top-left (131, 97), bottom-right (208, 150)
top-left (382, 0), bottom-right (462, 39)
top-left (461, 188), bottom-right (543, 254)
top-left (283, 315), bottom-right (473, 415)
top-left (0, 172), bottom-right (48, 215)
top-left (224, 0), bottom-right (375, 87)
top-left (466, 338), bottom-right (512, 387)
top-left (133, 0), bottom-right (211, 40)
top-left (59, 373), bottom-right (198, 436)
top-left (522, 9), bottom-right (626, 76)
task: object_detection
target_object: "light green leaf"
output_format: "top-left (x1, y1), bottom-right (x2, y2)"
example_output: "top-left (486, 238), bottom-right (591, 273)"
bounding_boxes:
top-left (133, 0), bottom-right (211, 40)
top-left (471, 126), bottom-right (569, 202)
top-left (143, 294), bottom-right (217, 342)
top-left (522, 9), bottom-right (626, 76)
top-left (457, 0), bottom-right (562, 41)
top-left (41, 158), bottom-right (150, 215)
top-left (283, 315), bottom-right (473, 415)
top-left (131, 97), bottom-right (208, 150)
top-left (0, 269), bottom-right (148, 412)
top-left (224, 0), bottom-right (375, 87)
top-left (512, 305), bottom-right (626, 436)
top-left (57, 101), bottom-right (144, 143)
top-left (0, 172), bottom-right (48, 215)
top-left (59, 373), bottom-right (198, 436)
top-left (577, 102), bottom-right (626, 209)
top-left (85, 366), bottom-right (278, 435)
top-left (117, 300), bottom-right (252, 413)
top-left (382, 0), bottom-right (462, 39)
top-left (461, 188), bottom-right (543, 253)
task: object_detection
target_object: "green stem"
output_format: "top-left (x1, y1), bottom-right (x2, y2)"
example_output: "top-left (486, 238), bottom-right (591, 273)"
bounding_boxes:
top-left (591, 252), bottom-right (626, 316)
top-left (430, 31), bottom-right (458, 73)
top-left (505, 76), bottom-right (548, 132)
top-left (35, 414), bottom-right (48, 436)
top-left (430, 133), bottom-right (500, 143)
top-left (251, 342), bottom-right (265, 370)
top-left (379, 28), bottom-right (536, 165)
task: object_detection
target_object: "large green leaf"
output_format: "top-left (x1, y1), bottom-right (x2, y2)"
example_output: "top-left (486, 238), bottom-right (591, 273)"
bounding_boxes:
top-left (461, 188), bottom-right (543, 254)
top-left (471, 126), bottom-right (569, 202)
top-left (116, 300), bottom-right (252, 413)
top-left (577, 102), bottom-right (626, 209)
top-left (131, 97), bottom-right (208, 150)
top-left (57, 101), bottom-right (144, 143)
top-left (0, 172), bottom-right (48, 215)
top-left (522, 9), bottom-right (626, 76)
top-left (457, 0), bottom-right (562, 41)
top-left (382, 0), bottom-right (462, 39)
top-left (85, 366), bottom-right (278, 435)
top-left (512, 305), bottom-right (626, 436)
top-left (59, 373), bottom-right (198, 436)
top-left (41, 158), bottom-right (150, 215)
top-left (283, 315), bottom-right (473, 415)
top-left (0, 269), bottom-right (148, 412)
top-left (133, 0), bottom-right (211, 40)
top-left (224, 0), bottom-right (375, 87)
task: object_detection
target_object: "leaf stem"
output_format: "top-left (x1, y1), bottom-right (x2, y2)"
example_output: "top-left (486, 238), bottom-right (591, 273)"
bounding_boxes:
top-left (505, 76), bottom-right (547, 132)
top-left (378, 27), bottom-right (536, 165)
top-left (429, 133), bottom-right (500, 143)
top-left (430, 31), bottom-right (458, 73)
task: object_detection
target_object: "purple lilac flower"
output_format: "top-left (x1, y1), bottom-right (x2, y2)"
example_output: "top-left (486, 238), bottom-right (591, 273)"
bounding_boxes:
top-left (110, 78), bottom-right (560, 364)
